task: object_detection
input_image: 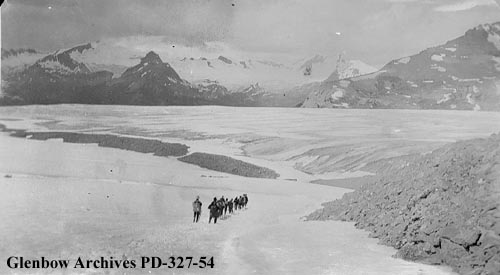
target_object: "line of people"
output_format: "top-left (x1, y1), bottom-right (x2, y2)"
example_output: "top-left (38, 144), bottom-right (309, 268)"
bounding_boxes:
top-left (192, 194), bottom-right (248, 223)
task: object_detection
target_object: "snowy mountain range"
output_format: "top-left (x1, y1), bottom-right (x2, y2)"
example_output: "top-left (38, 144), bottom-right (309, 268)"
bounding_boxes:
top-left (2, 21), bottom-right (499, 110)
top-left (301, 22), bottom-right (500, 111)
top-left (1, 37), bottom-right (370, 106)
top-left (0, 45), bottom-right (270, 106)
top-left (1, 36), bottom-right (352, 91)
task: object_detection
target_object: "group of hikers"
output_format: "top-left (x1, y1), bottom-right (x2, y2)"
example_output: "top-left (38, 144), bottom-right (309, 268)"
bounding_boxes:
top-left (191, 194), bottom-right (248, 223)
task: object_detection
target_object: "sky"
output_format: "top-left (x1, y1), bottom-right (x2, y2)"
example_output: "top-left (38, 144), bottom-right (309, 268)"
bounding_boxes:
top-left (2, 0), bottom-right (500, 66)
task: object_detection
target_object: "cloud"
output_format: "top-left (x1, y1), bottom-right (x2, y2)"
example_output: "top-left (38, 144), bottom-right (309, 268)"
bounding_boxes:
top-left (2, 0), bottom-right (235, 50)
top-left (2, 0), bottom-right (500, 66)
top-left (434, 0), bottom-right (499, 12)
top-left (385, 0), bottom-right (419, 2)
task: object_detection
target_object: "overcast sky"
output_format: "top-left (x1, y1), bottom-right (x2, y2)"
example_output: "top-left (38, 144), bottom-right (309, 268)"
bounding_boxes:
top-left (2, 0), bottom-right (500, 66)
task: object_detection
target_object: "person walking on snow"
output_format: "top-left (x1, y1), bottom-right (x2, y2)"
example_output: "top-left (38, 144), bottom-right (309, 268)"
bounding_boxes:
top-left (234, 196), bottom-right (239, 211)
top-left (192, 196), bottom-right (202, 223)
top-left (228, 198), bottom-right (233, 214)
top-left (224, 198), bottom-right (229, 216)
top-left (208, 197), bottom-right (219, 224)
top-left (217, 196), bottom-right (226, 218)
top-left (243, 194), bottom-right (248, 208)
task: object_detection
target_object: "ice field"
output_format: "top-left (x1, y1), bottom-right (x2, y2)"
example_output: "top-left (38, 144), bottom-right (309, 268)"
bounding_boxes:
top-left (1, 105), bottom-right (500, 274)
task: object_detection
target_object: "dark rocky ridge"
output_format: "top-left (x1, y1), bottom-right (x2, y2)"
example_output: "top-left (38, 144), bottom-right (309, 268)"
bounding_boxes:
top-left (179, 152), bottom-right (280, 179)
top-left (307, 134), bottom-right (500, 274)
top-left (0, 124), bottom-right (280, 179)
top-left (11, 131), bottom-right (190, 157)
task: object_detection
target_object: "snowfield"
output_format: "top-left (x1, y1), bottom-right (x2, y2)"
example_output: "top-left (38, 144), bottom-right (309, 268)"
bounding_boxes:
top-left (1, 105), bottom-right (500, 275)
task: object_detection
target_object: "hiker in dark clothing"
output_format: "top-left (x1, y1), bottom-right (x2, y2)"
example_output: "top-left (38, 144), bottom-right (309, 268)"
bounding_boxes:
top-left (228, 198), bottom-right (233, 213)
top-left (224, 198), bottom-right (229, 216)
top-left (192, 196), bottom-right (202, 223)
top-left (217, 196), bottom-right (226, 218)
top-left (234, 197), bottom-right (239, 211)
top-left (242, 194), bottom-right (248, 208)
top-left (208, 197), bottom-right (219, 224)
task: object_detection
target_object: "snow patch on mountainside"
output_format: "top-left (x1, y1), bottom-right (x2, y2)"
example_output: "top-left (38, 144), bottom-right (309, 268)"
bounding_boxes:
top-left (437, 93), bottom-right (452, 104)
top-left (331, 90), bottom-right (344, 101)
top-left (431, 64), bottom-right (447, 72)
top-left (326, 55), bottom-right (377, 82)
top-left (431, 54), bottom-right (445, 62)
top-left (493, 57), bottom-right (500, 71)
top-left (38, 60), bottom-right (85, 74)
top-left (396, 57), bottom-right (411, 64)
top-left (482, 23), bottom-right (500, 50)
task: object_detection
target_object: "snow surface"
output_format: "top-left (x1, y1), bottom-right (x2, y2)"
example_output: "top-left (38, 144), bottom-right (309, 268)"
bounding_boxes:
top-left (0, 133), bottom-right (453, 275)
top-left (431, 54), bottom-right (445, 62)
top-left (1, 105), bottom-right (500, 274)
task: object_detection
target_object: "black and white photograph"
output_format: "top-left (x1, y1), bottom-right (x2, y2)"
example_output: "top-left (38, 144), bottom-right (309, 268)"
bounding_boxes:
top-left (1, 0), bottom-right (500, 274)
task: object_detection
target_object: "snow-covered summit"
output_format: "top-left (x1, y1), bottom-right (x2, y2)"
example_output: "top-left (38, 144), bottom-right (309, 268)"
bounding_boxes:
top-left (36, 43), bottom-right (93, 75)
top-left (300, 21), bottom-right (500, 111)
top-left (325, 54), bottom-right (378, 82)
top-left (141, 51), bottom-right (163, 65)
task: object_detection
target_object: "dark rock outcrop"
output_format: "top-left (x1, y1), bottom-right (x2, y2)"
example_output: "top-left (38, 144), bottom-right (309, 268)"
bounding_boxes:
top-left (218, 55), bottom-right (233, 64)
top-left (179, 152), bottom-right (280, 179)
top-left (9, 130), bottom-right (189, 157)
top-left (307, 134), bottom-right (500, 275)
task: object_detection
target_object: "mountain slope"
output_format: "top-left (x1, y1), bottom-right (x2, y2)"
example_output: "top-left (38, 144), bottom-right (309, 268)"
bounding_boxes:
top-left (105, 51), bottom-right (208, 105)
top-left (1, 44), bottom-right (113, 105)
top-left (301, 22), bottom-right (500, 111)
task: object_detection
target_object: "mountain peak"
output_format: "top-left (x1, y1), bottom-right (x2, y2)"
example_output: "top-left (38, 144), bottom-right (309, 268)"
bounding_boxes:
top-left (325, 54), bottom-right (376, 82)
top-left (141, 51), bottom-right (163, 65)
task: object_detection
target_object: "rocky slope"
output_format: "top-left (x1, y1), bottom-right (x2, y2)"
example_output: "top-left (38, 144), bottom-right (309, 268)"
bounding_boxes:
top-left (307, 134), bottom-right (500, 275)
top-left (301, 22), bottom-right (500, 111)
